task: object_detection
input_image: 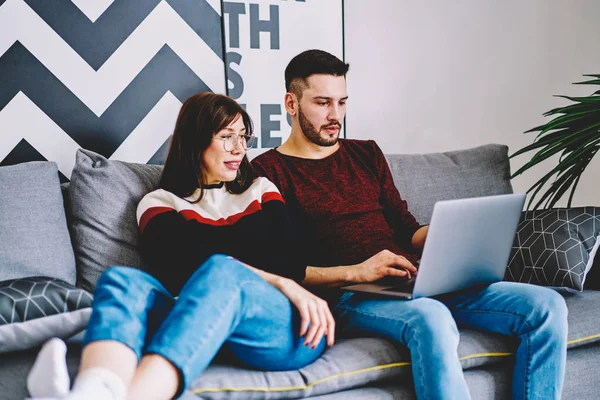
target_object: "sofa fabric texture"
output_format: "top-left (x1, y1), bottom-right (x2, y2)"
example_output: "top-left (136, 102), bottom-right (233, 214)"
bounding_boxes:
top-left (0, 162), bottom-right (75, 285)
top-left (67, 149), bottom-right (162, 292)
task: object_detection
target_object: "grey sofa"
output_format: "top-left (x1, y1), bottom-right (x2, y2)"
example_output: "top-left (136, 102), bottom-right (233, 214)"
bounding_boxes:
top-left (1, 143), bottom-right (599, 400)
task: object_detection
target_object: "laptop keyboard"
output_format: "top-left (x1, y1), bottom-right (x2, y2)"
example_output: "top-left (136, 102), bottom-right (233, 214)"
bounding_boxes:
top-left (379, 276), bottom-right (416, 293)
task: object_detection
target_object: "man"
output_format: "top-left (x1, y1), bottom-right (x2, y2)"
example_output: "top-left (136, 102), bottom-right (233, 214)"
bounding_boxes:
top-left (252, 49), bottom-right (568, 399)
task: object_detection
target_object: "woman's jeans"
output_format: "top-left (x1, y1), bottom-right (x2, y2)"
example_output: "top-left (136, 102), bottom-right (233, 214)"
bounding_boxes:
top-left (334, 282), bottom-right (568, 400)
top-left (83, 255), bottom-right (326, 398)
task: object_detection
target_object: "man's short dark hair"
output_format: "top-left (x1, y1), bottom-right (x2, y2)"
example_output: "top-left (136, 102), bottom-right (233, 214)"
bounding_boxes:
top-left (285, 49), bottom-right (350, 98)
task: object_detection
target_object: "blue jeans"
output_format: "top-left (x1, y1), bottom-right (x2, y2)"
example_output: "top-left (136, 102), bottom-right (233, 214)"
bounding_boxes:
top-left (83, 255), bottom-right (326, 398)
top-left (334, 282), bottom-right (568, 400)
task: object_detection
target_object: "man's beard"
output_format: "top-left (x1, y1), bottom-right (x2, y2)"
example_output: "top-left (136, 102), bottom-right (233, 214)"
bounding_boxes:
top-left (298, 106), bottom-right (341, 147)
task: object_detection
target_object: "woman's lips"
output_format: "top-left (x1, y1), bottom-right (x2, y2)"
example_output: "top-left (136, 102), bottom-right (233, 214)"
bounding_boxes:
top-left (224, 161), bottom-right (241, 170)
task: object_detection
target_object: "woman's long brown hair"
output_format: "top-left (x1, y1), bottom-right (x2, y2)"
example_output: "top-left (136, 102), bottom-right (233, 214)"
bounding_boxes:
top-left (159, 92), bottom-right (255, 202)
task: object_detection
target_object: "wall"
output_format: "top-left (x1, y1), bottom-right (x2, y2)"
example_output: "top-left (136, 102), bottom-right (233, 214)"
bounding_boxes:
top-left (344, 0), bottom-right (600, 207)
top-left (0, 0), bottom-right (343, 178)
top-left (0, 0), bottom-right (225, 180)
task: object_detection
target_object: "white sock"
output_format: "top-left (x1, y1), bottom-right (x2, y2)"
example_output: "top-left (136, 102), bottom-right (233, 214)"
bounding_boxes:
top-left (65, 367), bottom-right (126, 400)
top-left (27, 338), bottom-right (70, 398)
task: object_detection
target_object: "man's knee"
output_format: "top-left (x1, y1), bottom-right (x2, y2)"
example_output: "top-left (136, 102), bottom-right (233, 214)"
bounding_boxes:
top-left (406, 299), bottom-right (458, 342)
top-left (513, 283), bottom-right (568, 337)
top-left (535, 287), bottom-right (568, 331)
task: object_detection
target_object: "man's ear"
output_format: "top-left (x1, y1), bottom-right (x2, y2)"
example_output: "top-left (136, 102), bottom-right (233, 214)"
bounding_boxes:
top-left (284, 92), bottom-right (297, 116)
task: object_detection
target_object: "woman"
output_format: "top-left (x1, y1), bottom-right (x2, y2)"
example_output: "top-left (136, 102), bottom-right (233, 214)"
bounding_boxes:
top-left (27, 92), bottom-right (334, 400)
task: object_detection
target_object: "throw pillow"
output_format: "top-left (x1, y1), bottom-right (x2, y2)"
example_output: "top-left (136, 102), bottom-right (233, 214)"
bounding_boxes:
top-left (67, 149), bottom-right (162, 292)
top-left (0, 162), bottom-right (76, 284)
top-left (505, 207), bottom-right (600, 292)
top-left (0, 277), bottom-right (92, 353)
top-left (386, 144), bottom-right (514, 224)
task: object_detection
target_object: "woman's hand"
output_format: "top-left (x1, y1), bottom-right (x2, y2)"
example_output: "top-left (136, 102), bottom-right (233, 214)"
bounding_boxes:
top-left (237, 261), bottom-right (335, 349)
top-left (277, 278), bottom-right (335, 349)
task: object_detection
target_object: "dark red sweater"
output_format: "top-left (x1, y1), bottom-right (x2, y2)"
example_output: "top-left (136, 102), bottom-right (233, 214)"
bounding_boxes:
top-left (252, 139), bottom-right (421, 269)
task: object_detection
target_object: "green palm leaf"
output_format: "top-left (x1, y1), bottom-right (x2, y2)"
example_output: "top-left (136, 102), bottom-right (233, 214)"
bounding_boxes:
top-left (511, 74), bottom-right (600, 210)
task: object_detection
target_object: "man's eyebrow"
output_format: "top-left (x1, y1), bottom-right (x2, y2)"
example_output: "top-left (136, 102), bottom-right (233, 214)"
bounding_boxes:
top-left (313, 96), bottom-right (349, 100)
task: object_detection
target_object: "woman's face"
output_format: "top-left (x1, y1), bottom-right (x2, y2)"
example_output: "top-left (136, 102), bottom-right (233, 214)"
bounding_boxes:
top-left (202, 115), bottom-right (247, 185)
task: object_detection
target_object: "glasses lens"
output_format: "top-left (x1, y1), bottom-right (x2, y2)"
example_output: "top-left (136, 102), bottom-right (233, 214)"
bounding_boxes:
top-left (223, 136), bottom-right (234, 152)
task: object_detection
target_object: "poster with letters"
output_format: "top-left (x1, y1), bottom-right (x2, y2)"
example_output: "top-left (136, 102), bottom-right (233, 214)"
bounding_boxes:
top-left (223, 0), bottom-right (344, 156)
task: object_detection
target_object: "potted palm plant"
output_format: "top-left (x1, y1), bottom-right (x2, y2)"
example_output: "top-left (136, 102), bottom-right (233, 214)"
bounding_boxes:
top-left (510, 74), bottom-right (600, 210)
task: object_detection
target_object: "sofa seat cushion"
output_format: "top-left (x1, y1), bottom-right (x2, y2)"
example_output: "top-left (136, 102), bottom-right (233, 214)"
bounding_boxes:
top-left (188, 290), bottom-right (600, 399)
top-left (189, 330), bottom-right (515, 399)
top-left (564, 290), bottom-right (600, 348)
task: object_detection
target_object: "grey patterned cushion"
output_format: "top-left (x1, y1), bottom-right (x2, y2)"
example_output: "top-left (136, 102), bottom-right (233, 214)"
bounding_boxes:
top-left (0, 277), bottom-right (92, 353)
top-left (506, 207), bottom-right (600, 291)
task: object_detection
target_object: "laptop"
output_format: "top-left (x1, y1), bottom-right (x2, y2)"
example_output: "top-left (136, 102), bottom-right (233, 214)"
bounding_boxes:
top-left (341, 193), bottom-right (526, 299)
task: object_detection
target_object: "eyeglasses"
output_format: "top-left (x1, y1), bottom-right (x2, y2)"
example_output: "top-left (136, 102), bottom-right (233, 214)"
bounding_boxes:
top-left (213, 134), bottom-right (257, 152)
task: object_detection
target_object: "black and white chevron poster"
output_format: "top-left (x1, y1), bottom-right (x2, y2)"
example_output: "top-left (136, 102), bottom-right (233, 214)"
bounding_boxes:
top-left (0, 0), bottom-right (344, 179)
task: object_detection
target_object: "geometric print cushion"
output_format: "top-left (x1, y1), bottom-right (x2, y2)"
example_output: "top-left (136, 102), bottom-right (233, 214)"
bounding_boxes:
top-left (0, 277), bottom-right (93, 353)
top-left (505, 207), bottom-right (600, 292)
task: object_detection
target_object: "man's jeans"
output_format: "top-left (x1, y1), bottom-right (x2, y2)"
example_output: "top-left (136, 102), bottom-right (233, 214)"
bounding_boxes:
top-left (83, 255), bottom-right (326, 398)
top-left (334, 282), bottom-right (568, 400)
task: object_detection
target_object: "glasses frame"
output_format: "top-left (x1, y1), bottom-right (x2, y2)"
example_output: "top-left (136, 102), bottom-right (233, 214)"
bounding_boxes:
top-left (213, 133), bottom-right (257, 152)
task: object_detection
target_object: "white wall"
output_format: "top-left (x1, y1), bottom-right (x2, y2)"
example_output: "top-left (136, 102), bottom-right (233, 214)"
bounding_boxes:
top-left (344, 0), bottom-right (600, 207)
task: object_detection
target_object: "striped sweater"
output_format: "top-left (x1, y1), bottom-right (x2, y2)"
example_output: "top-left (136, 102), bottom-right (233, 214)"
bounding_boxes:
top-left (136, 177), bottom-right (306, 295)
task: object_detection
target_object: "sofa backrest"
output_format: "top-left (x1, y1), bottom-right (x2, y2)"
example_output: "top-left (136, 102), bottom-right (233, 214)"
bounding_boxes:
top-left (386, 144), bottom-right (514, 225)
top-left (62, 144), bottom-right (514, 292)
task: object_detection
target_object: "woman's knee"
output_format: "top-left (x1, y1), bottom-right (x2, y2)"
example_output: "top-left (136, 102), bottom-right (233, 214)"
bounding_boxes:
top-left (97, 266), bottom-right (150, 288)
top-left (190, 254), bottom-right (254, 285)
top-left (202, 254), bottom-right (246, 272)
top-left (95, 266), bottom-right (166, 305)
top-left (176, 255), bottom-right (260, 311)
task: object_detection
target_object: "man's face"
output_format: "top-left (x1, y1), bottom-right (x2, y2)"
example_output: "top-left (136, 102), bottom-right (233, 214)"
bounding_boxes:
top-left (296, 74), bottom-right (348, 147)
